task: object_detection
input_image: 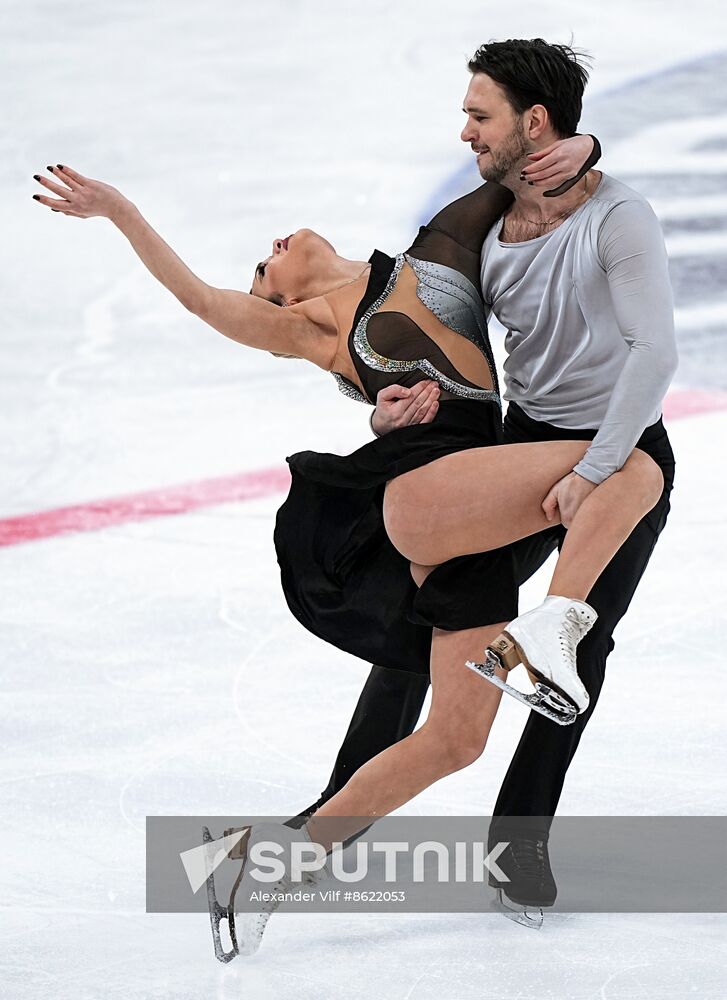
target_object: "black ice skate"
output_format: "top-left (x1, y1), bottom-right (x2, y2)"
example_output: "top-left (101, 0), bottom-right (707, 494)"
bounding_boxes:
top-left (489, 837), bottom-right (557, 931)
top-left (493, 889), bottom-right (544, 929)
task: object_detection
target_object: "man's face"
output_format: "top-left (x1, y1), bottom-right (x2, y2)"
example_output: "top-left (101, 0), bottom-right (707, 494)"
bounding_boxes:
top-left (460, 73), bottom-right (530, 185)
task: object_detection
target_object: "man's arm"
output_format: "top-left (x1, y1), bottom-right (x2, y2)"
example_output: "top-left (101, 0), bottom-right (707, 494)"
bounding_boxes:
top-left (572, 198), bottom-right (679, 485)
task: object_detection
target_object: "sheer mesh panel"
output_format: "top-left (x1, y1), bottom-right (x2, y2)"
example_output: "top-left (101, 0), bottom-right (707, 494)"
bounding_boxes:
top-left (341, 182), bottom-right (514, 402)
top-left (360, 262), bottom-right (496, 399)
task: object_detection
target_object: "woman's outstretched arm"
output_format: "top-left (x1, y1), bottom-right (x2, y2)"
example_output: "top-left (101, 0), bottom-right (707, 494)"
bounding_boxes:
top-left (32, 165), bottom-right (337, 370)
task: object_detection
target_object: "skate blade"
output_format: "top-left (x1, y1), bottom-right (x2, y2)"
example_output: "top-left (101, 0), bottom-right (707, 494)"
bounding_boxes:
top-left (464, 651), bottom-right (578, 726)
top-left (202, 826), bottom-right (239, 963)
top-left (493, 888), bottom-right (544, 930)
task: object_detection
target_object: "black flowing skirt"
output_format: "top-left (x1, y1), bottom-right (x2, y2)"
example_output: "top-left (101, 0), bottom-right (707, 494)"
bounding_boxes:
top-left (273, 398), bottom-right (519, 675)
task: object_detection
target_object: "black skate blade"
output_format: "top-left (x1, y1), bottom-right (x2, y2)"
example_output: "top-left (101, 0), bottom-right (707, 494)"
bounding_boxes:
top-left (492, 888), bottom-right (544, 930)
top-left (202, 826), bottom-right (239, 963)
top-left (464, 653), bottom-right (578, 726)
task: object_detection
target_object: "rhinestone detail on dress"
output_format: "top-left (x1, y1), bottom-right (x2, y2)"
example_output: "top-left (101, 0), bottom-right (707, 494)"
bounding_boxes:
top-left (405, 254), bottom-right (500, 397)
top-left (331, 372), bottom-right (369, 404)
top-left (350, 253), bottom-right (501, 406)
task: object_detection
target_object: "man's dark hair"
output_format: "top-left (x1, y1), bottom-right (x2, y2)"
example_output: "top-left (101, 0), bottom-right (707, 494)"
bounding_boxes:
top-left (467, 38), bottom-right (591, 138)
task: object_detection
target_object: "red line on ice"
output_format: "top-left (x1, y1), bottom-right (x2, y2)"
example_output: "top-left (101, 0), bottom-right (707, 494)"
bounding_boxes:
top-left (0, 467), bottom-right (291, 547)
top-left (1, 387), bottom-right (726, 548)
top-left (661, 387), bottom-right (727, 420)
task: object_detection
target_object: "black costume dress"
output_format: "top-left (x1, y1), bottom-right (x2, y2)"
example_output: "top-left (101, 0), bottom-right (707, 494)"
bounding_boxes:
top-left (274, 181), bottom-right (522, 675)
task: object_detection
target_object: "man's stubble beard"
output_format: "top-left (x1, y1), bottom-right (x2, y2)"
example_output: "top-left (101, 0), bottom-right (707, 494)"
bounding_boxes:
top-left (478, 117), bottom-right (530, 185)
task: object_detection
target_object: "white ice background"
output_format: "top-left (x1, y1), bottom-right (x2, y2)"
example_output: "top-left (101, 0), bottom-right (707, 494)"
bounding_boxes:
top-left (2, 2), bottom-right (727, 997)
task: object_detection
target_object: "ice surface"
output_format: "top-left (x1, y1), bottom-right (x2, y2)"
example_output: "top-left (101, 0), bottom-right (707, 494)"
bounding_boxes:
top-left (3, 1), bottom-right (727, 997)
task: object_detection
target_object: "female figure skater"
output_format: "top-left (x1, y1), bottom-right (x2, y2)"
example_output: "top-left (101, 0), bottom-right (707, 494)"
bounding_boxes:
top-left (32, 134), bottom-right (665, 957)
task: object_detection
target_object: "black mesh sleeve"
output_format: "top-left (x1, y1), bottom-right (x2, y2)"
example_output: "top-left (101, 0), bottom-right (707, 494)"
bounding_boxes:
top-left (406, 182), bottom-right (513, 289)
top-left (543, 134), bottom-right (602, 198)
top-left (421, 181), bottom-right (513, 253)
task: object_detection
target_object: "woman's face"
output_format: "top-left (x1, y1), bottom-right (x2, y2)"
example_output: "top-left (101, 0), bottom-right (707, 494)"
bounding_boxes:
top-left (249, 228), bottom-right (336, 305)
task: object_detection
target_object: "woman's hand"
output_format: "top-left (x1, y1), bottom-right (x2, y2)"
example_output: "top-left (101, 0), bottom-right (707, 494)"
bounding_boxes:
top-left (520, 134), bottom-right (596, 193)
top-left (32, 165), bottom-right (130, 221)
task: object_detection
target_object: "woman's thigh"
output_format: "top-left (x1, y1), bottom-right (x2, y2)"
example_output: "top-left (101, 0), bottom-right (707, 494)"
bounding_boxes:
top-left (424, 625), bottom-right (506, 761)
top-left (383, 439), bottom-right (590, 565)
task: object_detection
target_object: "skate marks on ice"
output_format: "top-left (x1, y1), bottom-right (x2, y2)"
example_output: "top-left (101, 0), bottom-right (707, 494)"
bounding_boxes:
top-left (15, 508), bottom-right (723, 997)
top-left (4, 20), bottom-right (727, 999)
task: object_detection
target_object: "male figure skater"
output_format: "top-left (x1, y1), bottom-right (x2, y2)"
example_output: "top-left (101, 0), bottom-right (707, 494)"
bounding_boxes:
top-left (295, 38), bottom-right (678, 923)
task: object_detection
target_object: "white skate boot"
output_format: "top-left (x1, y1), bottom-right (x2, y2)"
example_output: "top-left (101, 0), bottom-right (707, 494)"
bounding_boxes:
top-left (204, 821), bottom-right (328, 961)
top-left (465, 596), bottom-right (597, 725)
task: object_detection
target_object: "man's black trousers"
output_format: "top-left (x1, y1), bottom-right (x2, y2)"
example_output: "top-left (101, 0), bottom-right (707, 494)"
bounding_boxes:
top-left (305, 402), bottom-right (676, 835)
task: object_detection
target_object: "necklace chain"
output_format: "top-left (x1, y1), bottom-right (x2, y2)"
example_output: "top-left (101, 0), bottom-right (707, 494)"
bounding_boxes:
top-left (284, 262), bottom-right (370, 307)
top-left (333, 262), bottom-right (371, 291)
top-left (513, 173), bottom-right (590, 229)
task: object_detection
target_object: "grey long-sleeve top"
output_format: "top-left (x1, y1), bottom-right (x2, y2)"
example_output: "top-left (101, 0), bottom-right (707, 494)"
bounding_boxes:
top-left (480, 172), bottom-right (679, 484)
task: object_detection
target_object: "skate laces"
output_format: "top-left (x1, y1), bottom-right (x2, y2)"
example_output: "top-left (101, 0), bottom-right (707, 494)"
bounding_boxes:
top-left (509, 838), bottom-right (548, 879)
top-left (558, 607), bottom-right (585, 670)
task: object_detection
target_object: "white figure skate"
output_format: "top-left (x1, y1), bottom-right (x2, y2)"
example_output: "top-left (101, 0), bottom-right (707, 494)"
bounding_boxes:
top-left (465, 595), bottom-right (597, 725)
top-left (204, 821), bottom-right (327, 961)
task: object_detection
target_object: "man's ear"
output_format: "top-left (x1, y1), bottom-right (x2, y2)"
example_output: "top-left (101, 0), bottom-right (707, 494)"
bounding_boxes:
top-left (286, 297), bottom-right (300, 308)
top-left (526, 104), bottom-right (550, 141)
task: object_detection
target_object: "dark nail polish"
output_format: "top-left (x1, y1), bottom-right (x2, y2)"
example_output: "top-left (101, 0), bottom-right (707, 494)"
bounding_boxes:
top-left (33, 174), bottom-right (40, 180)
top-left (32, 194), bottom-right (40, 200)
top-left (528, 181), bottom-right (534, 186)
top-left (47, 165), bottom-right (54, 171)
top-left (57, 164), bottom-right (64, 169)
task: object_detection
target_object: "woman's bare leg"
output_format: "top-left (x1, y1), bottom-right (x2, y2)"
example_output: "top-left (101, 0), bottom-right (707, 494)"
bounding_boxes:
top-left (546, 458), bottom-right (660, 596)
top-left (306, 622), bottom-right (506, 850)
top-left (383, 440), bottom-right (663, 600)
top-left (306, 442), bottom-right (663, 847)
